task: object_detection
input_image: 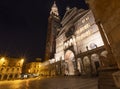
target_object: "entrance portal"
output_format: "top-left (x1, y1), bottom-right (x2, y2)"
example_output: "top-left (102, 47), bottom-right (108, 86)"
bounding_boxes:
top-left (64, 50), bottom-right (76, 75)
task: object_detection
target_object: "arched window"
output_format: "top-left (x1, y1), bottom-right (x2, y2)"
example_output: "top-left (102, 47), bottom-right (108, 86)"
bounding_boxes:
top-left (17, 68), bottom-right (19, 71)
top-left (6, 68), bottom-right (9, 72)
top-left (1, 68), bottom-right (4, 71)
top-left (12, 68), bottom-right (14, 71)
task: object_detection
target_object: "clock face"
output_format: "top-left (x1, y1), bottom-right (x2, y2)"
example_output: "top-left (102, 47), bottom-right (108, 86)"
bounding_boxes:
top-left (90, 43), bottom-right (96, 49)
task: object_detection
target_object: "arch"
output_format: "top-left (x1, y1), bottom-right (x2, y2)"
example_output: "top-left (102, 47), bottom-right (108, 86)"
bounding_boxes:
top-left (9, 74), bottom-right (13, 80)
top-left (17, 68), bottom-right (19, 70)
top-left (64, 50), bottom-right (76, 75)
top-left (6, 68), bottom-right (9, 72)
top-left (91, 54), bottom-right (99, 61)
top-left (1, 67), bottom-right (4, 72)
top-left (65, 50), bottom-right (75, 61)
top-left (83, 56), bottom-right (90, 65)
top-left (3, 74), bottom-right (8, 80)
top-left (12, 68), bottom-right (15, 72)
top-left (100, 50), bottom-right (109, 66)
top-left (91, 54), bottom-right (100, 75)
top-left (0, 74), bottom-right (2, 80)
top-left (14, 74), bottom-right (18, 79)
top-left (100, 50), bottom-right (108, 58)
top-left (83, 56), bottom-right (91, 73)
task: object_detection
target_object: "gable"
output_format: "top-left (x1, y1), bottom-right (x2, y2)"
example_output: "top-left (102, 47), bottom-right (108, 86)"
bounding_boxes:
top-left (62, 7), bottom-right (77, 22)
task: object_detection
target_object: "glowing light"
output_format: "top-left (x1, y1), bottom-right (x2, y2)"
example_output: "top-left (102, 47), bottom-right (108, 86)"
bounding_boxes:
top-left (1, 57), bottom-right (5, 62)
top-left (21, 58), bottom-right (24, 63)
top-left (28, 69), bottom-right (31, 73)
top-left (39, 64), bottom-right (41, 68)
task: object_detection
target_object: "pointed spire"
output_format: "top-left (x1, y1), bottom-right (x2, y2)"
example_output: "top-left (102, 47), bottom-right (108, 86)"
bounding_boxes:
top-left (50, 1), bottom-right (59, 16)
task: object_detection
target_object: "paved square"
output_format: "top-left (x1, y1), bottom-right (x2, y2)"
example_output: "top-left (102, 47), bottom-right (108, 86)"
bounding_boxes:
top-left (0, 76), bottom-right (98, 89)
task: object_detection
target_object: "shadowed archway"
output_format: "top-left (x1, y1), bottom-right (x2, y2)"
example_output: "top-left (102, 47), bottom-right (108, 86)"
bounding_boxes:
top-left (64, 50), bottom-right (76, 75)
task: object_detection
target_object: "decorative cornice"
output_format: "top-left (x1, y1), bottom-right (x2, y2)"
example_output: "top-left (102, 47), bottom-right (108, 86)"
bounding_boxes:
top-left (58, 9), bottom-right (89, 37)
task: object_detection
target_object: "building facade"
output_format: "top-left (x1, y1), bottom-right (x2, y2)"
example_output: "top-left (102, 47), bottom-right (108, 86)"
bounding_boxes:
top-left (23, 62), bottom-right (41, 77)
top-left (23, 61), bottom-right (56, 77)
top-left (0, 57), bottom-right (24, 80)
top-left (45, 1), bottom-right (61, 60)
top-left (54, 8), bottom-right (106, 76)
top-left (39, 61), bottom-right (56, 76)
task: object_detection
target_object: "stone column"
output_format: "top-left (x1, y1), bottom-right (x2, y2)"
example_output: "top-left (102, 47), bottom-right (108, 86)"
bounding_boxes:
top-left (7, 74), bottom-right (10, 80)
top-left (72, 35), bottom-right (80, 75)
top-left (1, 75), bottom-right (4, 80)
top-left (13, 74), bottom-right (15, 80)
top-left (72, 35), bottom-right (78, 55)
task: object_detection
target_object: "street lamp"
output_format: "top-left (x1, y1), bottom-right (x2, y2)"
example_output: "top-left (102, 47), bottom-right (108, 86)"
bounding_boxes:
top-left (0, 57), bottom-right (5, 62)
top-left (21, 58), bottom-right (24, 63)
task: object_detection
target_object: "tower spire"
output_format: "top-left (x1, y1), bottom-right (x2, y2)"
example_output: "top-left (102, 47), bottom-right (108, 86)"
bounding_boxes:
top-left (50, 1), bottom-right (59, 16)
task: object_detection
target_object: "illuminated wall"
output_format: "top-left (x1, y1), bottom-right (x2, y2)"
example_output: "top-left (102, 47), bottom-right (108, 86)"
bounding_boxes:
top-left (23, 62), bottom-right (41, 76)
top-left (54, 8), bottom-right (105, 76)
top-left (0, 57), bottom-right (24, 80)
top-left (55, 34), bottom-right (65, 62)
top-left (75, 10), bottom-right (104, 53)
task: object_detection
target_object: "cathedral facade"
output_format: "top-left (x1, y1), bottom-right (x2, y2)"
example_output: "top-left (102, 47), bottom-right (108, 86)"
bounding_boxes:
top-left (54, 7), bottom-right (107, 76)
top-left (45, 2), bottom-right (112, 76)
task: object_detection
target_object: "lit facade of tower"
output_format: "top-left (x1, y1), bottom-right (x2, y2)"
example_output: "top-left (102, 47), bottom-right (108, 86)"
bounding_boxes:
top-left (45, 1), bottom-right (61, 61)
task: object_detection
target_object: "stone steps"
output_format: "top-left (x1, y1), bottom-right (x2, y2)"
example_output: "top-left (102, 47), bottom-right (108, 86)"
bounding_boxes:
top-left (98, 67), bottom-right (120, 89)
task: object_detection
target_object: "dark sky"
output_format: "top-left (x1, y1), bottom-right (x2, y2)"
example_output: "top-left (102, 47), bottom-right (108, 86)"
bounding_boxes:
top-left (0, 0), bottom-right (87, 62)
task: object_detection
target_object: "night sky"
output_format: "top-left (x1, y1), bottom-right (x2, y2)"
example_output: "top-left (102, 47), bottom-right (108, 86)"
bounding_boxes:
top-left (0, 0), bottom-right (88, 62)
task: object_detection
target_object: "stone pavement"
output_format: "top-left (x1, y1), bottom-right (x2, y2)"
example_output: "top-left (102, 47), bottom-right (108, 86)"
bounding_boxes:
top-left (0, 76), bottom-right (98, 89)
top-left (39, 76), bottom-right (98, 89)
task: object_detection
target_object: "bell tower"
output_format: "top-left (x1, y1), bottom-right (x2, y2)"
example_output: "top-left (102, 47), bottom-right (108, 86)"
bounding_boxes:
top-left (45, 1), bottom-right (61, 61)
top-left (50, 1), bottom-right (59, 16)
